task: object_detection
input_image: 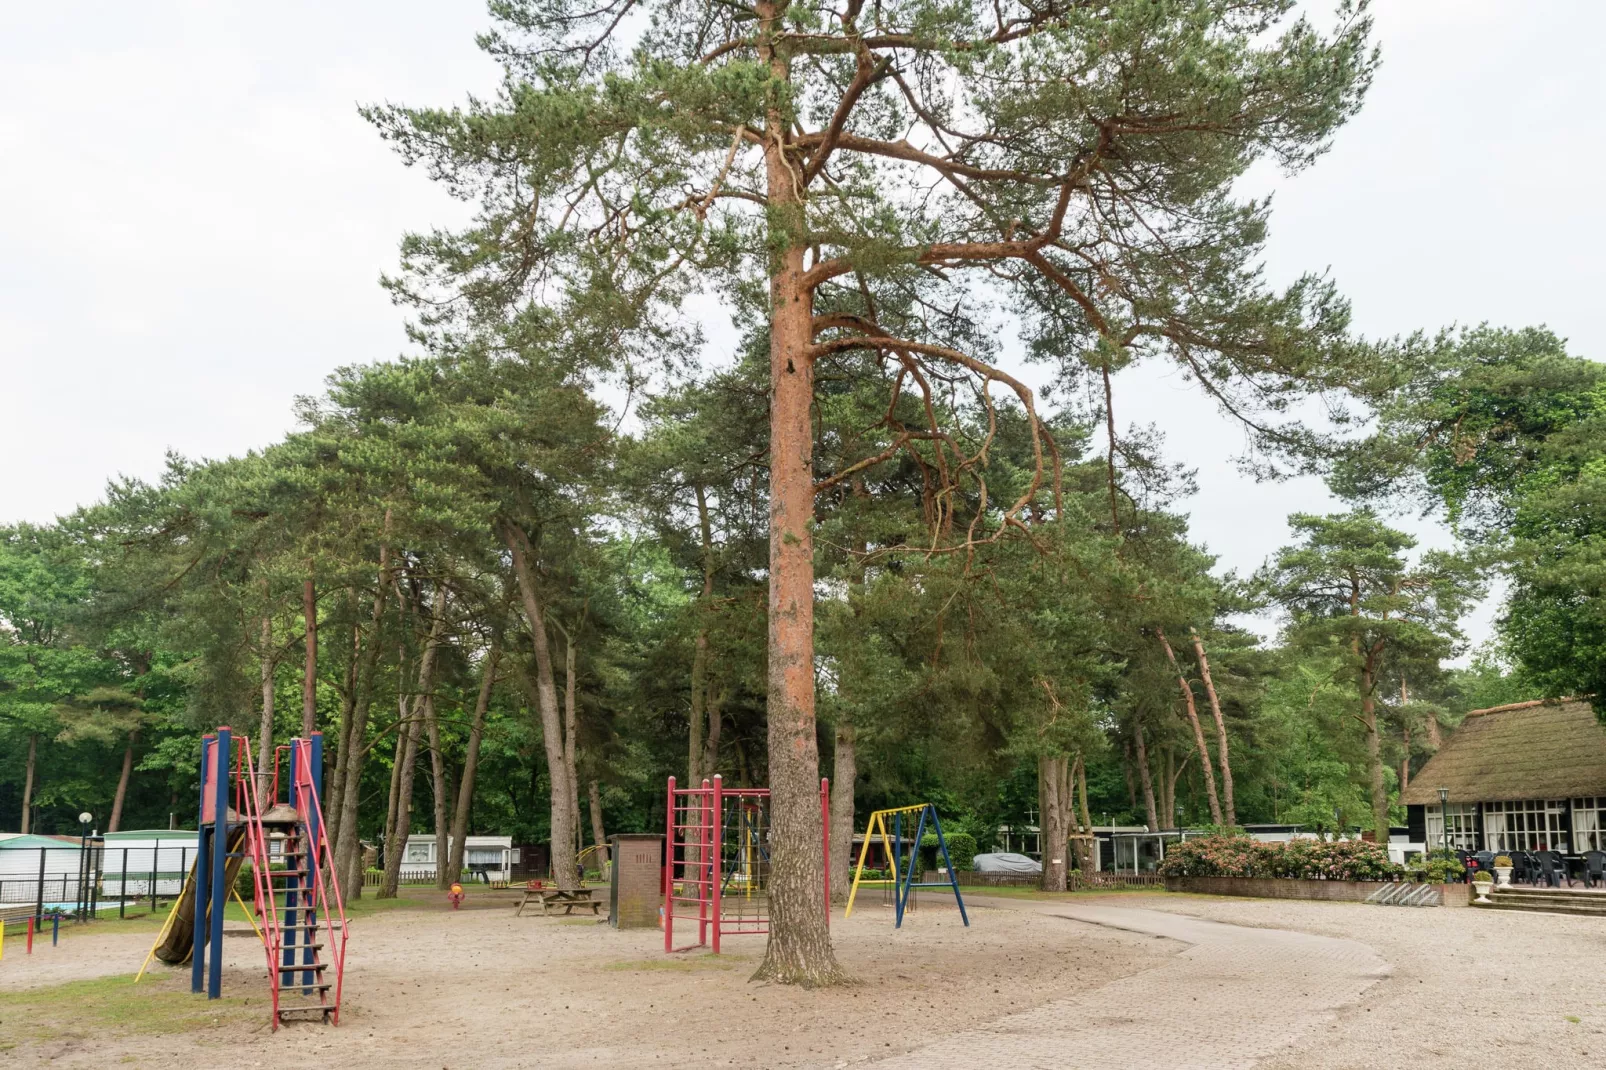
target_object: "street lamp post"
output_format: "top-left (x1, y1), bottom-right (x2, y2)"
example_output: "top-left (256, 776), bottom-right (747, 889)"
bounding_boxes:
top-left (76, 812), bottom-right (93, 921)
top-left (1437, 787), bottom-right (1449, 859)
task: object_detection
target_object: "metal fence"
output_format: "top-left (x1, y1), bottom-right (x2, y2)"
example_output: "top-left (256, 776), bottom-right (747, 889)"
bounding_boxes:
top-left (0, 843), bottom-right (194, 922)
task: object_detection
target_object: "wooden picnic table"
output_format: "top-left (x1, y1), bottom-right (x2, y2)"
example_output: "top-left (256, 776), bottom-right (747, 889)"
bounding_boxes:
top-left (515, 885), bottom-right (602, 917)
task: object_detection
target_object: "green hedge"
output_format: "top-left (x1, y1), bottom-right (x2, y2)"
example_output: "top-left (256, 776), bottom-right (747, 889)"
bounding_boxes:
top-left (1157, 834), bottom-right (1403, 882)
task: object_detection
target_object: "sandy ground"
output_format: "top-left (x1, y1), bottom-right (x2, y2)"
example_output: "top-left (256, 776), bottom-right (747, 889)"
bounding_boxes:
top-left (1137, 896), bottom-right (1606, 1069)
top-left (6, 889), bottom-right (1605, 1068)
top-left (0, 889), bottom-right (1169, 1069)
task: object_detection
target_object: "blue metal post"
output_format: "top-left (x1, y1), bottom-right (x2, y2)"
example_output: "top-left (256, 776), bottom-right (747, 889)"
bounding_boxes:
top-left (208, 726), bottom-right (230, 1000)
top-left (927, 805), bottom-right (969, 926)
top-left (893, 811), bottom-right (904, 928)
top-left (305, 731), bottom-right (323, 989)
top-left (191, 735), bottom-right (213, 994)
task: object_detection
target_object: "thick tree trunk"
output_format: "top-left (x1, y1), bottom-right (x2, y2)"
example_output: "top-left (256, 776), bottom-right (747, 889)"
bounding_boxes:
top-left (1188, 628), bottom-right (1236, 827)
top-left (751, 9), bottom-right (840, 983)
top-left (829, 721), bottom-right (856, 902)
top-left (256, 614), bottom-right (276, 805)
top-left (21, 733), bottom-right (37, 834)
top-left (502, 524), bottom-right (579, 891)
top-left (449, 642), bottom-right (499, 880)
top-left (335, 520), bottom-right (392, 898)
top-left (302, 578), bottom-right (318, 739)
top-left (1160, 745), bottom-right (1176, 828)
top-left (1134, 724), bottom-right (1159, 832)
top-left (1157, 628), bottom-right (1221, 825)
top-left (702, 685), bottom-right (724, 777)
top-left (108, 730), bottom-right (137, 833)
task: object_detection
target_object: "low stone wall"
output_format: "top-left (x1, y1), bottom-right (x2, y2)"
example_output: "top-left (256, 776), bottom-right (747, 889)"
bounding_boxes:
top-left (1165, 875), bottom-right (1470, 907)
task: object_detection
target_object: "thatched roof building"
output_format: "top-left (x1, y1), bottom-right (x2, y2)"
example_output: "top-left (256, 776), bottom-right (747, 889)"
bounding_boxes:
top-left (1404, 698), bottom-right (1606, 856)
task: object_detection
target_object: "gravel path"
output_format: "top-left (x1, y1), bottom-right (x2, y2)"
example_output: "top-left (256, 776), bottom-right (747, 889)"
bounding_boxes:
top-left (869, 896), bottom-right (1391, 1070)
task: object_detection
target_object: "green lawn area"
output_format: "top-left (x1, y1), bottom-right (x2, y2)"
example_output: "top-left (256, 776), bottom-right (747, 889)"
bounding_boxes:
top-left (0, 973), bottom-right (257, 1052)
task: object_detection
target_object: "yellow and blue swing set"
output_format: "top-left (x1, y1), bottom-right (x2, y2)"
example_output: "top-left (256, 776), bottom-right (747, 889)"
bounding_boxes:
top-left (844, 803), bottom-right (969, 928)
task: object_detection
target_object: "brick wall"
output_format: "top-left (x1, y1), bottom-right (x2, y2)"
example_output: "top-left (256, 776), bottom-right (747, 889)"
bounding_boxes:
top-left (611, 834), bottom-right (664, 929)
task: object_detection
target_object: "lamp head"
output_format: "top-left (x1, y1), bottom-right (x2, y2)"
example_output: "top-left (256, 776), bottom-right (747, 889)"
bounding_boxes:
top-left (78, 811), bottom-right (93, 826)
top-left (1438, 787), bottom-right (1448, 804)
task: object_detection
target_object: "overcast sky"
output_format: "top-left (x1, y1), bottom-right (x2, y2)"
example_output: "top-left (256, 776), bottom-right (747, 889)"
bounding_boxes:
top-left (3, 2), bottom-right (1602, 651)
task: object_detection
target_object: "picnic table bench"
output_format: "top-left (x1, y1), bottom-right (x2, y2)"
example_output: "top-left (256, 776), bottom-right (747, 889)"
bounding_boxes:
top-left (515, 884), bottom-right (602, 917)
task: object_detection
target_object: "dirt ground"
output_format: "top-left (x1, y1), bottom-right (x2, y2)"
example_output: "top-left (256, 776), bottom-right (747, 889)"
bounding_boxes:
top-left (8, 888), bottom-right (1605, 1069)
top-left (1139, 896), bottom-right (1606, 1069)
top-left (0, 888), bottom-right (1171, 1069)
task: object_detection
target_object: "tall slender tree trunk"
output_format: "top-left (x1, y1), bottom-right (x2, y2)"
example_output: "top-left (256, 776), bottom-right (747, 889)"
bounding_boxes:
top-left (302, 578), bottom-right (318, 739)
top-left (1161, 745), bottom-right (1176, 827)
top-left (380, 688), bottom-right (413, 894)
top-left (449, 642), bottom-right (499, 880)
top-left (1157, 628), bottom-right (1221, 825)
top-left (1188, 628), bottom-right (1236, 827)
top-left (329, 616), bottom-right (360, 859)
top-left (1038, 756), bottom-right (1071, 892)
top-left (336, 516), bottom-right (392, 898)
top-left (21, 733), bottom-right (37, 834)
top-left (1361, 662), bottom-right (1388, 843)
top-left (1075, 755), bottom-right (1094, 872)
top-left (688, 482), bottom-right (715, 785)
top-left (563, 634), bottom-right (582, 869)
top-left (381, 612), bottom-right (443, 898)
top-left (256, 614), bottom-right (276, 805)
top-left (502, 523), bottom-right (578, 891)
top-left (108, 730), bottom-right (137, 833)
top-left (428, 677), bottom-right (451, 889)
top-left (702, 685), bottom-right (724, 777)
top-left (829, 721), bottom-right (856, 903)
top-left (1122, 740), bottom-right (1137, 813)
top-left (1133, 724), bottom-right (1159, 832)
top-left (587, 780), bottom-right (607, 869)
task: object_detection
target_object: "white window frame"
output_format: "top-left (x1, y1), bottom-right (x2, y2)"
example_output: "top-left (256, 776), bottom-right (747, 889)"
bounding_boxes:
top-left (1482, 800), bottom-right (1569, 853)
top-left (1425, 804), bottom-right (1479, 851)
top-left (1573, 798), bottom-right (1606, 853)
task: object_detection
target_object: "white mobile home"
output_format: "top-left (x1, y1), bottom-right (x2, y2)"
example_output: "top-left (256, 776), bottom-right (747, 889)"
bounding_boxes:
top-left (399, 834), bottom-right (518, 883)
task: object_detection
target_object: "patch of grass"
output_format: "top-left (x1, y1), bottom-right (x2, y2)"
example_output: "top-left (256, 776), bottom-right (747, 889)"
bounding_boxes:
top-left (1566, 1015), bottom-right (1581, 1024)
top-left (0, 973), bottom-right (256, 1045)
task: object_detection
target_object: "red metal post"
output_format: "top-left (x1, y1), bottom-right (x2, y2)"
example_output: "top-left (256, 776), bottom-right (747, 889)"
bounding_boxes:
top-left (26, 916), bottom-right (33, 954)
top-left (663, 776), bottom-right (675, 954)
top-left (697, 779), bottom-right (711, 946)
top-left (821, 777), bottom-right (830, 928)
top-left (711, 775), bottom-right (724, 954)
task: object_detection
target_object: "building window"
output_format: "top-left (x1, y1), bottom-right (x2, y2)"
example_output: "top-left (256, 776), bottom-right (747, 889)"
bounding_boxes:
top-left (1482, 800), bottom-right (1569, 853)
top-left (1425, 804), bottom-right (1479, 851)
top-left (404, 842), bottom-right (434, 864)
top-left (1573, 798), bottom-right (1606, 853)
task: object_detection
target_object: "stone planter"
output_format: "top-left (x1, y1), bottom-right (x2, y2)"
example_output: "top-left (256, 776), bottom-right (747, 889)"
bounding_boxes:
top-left (1473, 880), bottom-right (1494, 903)
top-left (1494, 866), bottom-right (1513, 886)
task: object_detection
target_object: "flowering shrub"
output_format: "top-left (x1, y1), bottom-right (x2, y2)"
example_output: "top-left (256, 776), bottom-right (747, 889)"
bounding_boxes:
top-left (1158, 835), bottom-right (1404, 882)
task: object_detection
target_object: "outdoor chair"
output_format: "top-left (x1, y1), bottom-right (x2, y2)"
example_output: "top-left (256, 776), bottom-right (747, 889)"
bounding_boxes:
top-left (1511, 851), bottom-right (1535, 884)
top-left (1582, 851), bottom-right (1606, 889)
top-left (1536, 851), bottom-right (1570, 888)
top-left (1474, 850), bottom-right (1496, 874)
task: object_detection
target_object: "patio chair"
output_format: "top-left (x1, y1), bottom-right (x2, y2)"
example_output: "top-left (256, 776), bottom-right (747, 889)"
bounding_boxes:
top-left (1582, 851), bottom-right (1606, 889)
top-left (1474, 850), bottom-right (1496, 874)
top-left (1536, 851), bottom-right (1570, 888)
top-left (1508, 851), bottom-right (1531, 884)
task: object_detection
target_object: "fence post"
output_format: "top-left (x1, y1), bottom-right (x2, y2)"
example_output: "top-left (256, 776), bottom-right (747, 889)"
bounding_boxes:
top-left (34, 848), bottom-right (46, 926)
top-left (120, 848), bottom-right (128, 919)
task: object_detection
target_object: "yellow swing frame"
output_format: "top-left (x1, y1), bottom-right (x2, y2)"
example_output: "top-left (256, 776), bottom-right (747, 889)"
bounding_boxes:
top-left (843, 804), bottom-right (968, 927)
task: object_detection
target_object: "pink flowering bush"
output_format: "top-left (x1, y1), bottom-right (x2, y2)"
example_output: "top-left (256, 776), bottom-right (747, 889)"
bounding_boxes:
top-left (1158, 835), bottom-right (1403, 882)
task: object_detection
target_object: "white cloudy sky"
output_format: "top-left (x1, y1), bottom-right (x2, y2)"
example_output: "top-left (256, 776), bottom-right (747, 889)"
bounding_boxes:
top-left (3, 2), bottom-right (1602, 650)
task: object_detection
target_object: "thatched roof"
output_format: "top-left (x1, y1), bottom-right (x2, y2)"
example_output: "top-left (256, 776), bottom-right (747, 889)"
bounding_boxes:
top-left (1402, 698), bottom-right (1606, 805)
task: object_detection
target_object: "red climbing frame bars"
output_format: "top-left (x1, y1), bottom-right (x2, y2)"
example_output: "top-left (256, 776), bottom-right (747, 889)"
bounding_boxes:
top-left (664, 775), bottom-right (829, 954)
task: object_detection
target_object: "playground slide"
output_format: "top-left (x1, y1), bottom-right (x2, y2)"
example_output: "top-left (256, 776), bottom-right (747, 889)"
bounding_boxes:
top-left (153, 824), bottom-right (250, 965)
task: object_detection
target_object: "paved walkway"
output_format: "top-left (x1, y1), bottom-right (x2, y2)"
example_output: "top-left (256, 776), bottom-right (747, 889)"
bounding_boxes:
top-left (869, 897), bottom-right (1391, 1070)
